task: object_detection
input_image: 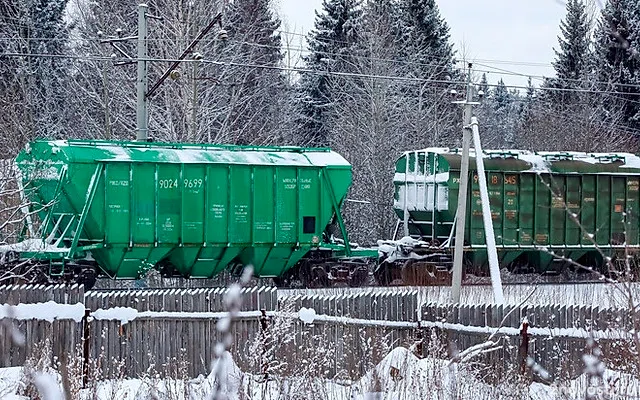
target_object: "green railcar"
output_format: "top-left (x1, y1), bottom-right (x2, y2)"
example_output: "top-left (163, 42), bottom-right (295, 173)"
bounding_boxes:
top-left (15, 140), bottom-right (353, 283)
top-left (393, 149), bottom-right (640, 275)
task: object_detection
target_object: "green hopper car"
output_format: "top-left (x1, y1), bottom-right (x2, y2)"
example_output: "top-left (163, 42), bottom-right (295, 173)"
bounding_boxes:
top-left (14, 139), bottom-right (369, 287)
top-left (388, 148), bottom-right (640, 282)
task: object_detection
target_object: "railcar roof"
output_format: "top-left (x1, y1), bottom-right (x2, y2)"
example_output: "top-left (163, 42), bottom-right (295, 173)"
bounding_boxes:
top-left (18, 139), bottom-right (351, 167)
top-left (400, 148), bottom-right (640, 174)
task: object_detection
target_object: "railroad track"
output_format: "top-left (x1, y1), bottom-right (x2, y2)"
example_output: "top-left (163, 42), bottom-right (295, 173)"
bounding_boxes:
top-left (82, 269), bottom-right (613, 293)
top-left (86, 279), bottom-right (610, 294)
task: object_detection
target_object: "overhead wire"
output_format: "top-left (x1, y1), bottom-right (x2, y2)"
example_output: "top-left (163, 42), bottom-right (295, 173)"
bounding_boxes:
top-left (477, 94), bottom-right (640, 137)
top-left (6, 30), bottom-right (639, 98)
top-left (4, 50), bottom-right (640, 100)
top-left (0, 17), bottom-right (559, 69)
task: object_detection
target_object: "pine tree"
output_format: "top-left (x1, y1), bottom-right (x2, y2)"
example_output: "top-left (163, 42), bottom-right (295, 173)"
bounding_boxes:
top-left (297, 0), bottom-right (363, 146)
top-left (593, 0), bottom-right (640, 130)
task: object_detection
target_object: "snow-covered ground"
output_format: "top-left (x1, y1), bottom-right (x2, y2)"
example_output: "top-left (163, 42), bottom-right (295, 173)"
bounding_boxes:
top-left (1, 347), bottom-right (638, 399)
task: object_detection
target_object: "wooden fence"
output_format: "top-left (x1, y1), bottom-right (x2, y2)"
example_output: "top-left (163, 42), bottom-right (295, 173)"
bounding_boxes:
top-left (0, 284), bottom-right (637, 383)
top-left (84, 287), bottom-right (278, 378)
top-left (277, 290), bottom-right (421, 379)
top-left (421, 302), bottom-right (638, 381)
top-left (281, 282), bottom-right (640, 309)
top-left (0, 284), bottom-right (84, 368)
top-left (0, 283), bottom-right (84, 304)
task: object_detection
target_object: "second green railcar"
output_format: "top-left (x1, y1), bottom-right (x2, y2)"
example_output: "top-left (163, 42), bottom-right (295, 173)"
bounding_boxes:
top-left (391, 149), bottom-right (640, 280)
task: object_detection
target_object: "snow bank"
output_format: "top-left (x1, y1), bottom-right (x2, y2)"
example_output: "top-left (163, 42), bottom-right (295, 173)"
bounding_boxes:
top-left (80, 379), bottom-right (144, 400)
top-left (1, 347), bottom-right (639, 399)
top-left (33, 372), bottom-right (64, 400)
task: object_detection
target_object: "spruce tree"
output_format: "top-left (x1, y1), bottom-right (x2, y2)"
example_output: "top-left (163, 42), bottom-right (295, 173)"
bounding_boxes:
top-left (543, 0), bottom-right (590, 108)
top-left (396, 0), bottom-right (458, 146)
top-left (399, 0), bottom-right (456, 79)
top-left (475, 73), bottom-right (493, 132)
top-left (593, 0), bottom-right (640, 130)
top-left (553, 0), bottom-right (591, 84)
top-left (297, 0), bottom-right (363, 146)
top-left (520, 77), bottom-right (536, 122)
top-left (479, 73), bottom-right (489, 97)
top-left (493, 79), bottom-right (511, 111)
top-left (487, 79), bottom-right (518, 148)
top-left (222, 0), bottom-right (284, 144)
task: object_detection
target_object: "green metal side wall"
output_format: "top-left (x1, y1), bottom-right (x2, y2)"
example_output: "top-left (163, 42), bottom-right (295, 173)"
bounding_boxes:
top-left (394, 150), bottom-right (640, 272)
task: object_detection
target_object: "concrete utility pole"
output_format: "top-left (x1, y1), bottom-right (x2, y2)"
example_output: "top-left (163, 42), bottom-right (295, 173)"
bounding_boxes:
top-left (471, 116), bottom-right (504, 304)
top-left (136, 3), bottom-right (149, 141)
top-left (451, 63), bottom-right (474, 304)
top-left (450, 63), bottom-right (504, 305)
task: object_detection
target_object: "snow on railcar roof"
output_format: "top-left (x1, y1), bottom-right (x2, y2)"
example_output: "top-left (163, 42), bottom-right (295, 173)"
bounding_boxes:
top-left (43, 140), bottom-right (350, 167)
top-left (401, 147), bottom-right (640, 172)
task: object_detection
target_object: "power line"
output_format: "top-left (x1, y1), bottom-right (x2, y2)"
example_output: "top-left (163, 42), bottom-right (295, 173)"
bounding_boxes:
top-left (0, 33), bottom-right (461, 72)
top-left (1, 33), bottom-right (630, 95)
top-left (475, 61), bottom-right (640, 93)
top-left (4, 50), bottom-right (640, 118)
top-left (4, 50), bottom-right (640, 99)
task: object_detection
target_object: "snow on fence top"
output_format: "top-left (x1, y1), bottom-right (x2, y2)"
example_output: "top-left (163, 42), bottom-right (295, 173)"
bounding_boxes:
top-left (0, 297), bottom-right (635, 341)
top-left (83, 286), bottom-right (278, 312)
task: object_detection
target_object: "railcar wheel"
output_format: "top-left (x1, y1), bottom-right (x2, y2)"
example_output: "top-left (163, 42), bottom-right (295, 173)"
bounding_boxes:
top-left (77, 268), bottom-right (97, 290)
top-left (310, 266), bottom-right (329, 288)
top-left (348, 266), bottom-right (368, 287)
top-left (374, 264), bottom-right (392, 286)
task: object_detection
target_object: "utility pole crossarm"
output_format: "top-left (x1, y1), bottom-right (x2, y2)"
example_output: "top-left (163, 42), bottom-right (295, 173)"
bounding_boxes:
top-left (146, 13), bottom-right (222, 100)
